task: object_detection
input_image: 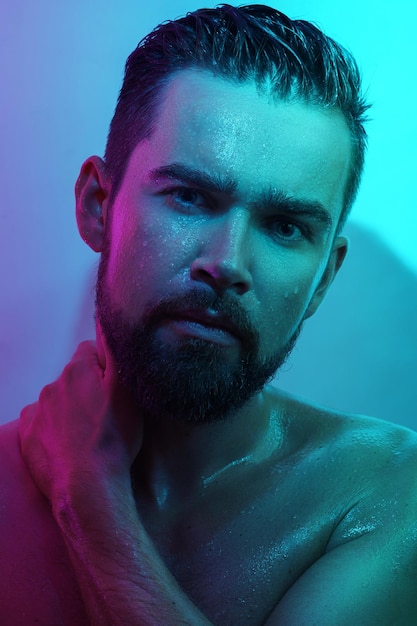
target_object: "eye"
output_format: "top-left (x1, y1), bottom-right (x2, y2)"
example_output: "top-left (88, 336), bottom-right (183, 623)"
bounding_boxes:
top-left (164, 187), bottom-right (209, 212)
top-left (269, 218), bottom-right (308, 242)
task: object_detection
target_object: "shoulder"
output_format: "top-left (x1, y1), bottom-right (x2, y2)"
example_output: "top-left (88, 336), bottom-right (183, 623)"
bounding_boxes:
top-left (0, 418), bottom-right (55, 525)
top-left (0, 420), bottom-right (88, 624)
top-left (264, 388), bottom-right (417, 623)
top-left (266, 385), bottom-right (417, 522)
top-left (0, 418), bottom-right (25, 479)
top-left (287, 394), bottom-right (417, 553)
top-left (0, 418), bottom-right (40, 512)
top-left (266, 384), bottom-right (417, 466)
top-left (0, 416), bottom-right (78, 557)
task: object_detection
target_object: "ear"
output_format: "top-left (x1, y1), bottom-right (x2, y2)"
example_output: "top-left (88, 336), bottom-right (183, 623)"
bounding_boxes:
top-left (304, 236), bottom-right (348, 320)
top-left (75, 156), bottom-right (111, 252)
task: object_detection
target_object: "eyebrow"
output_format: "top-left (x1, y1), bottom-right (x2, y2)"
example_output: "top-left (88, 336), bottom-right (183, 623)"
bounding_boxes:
top-left (149, 162), bottom-right (333, 230)
top-left (149, 163), bottom-right (237, 194)
top-left (254, 188), bottom-right (334, 230)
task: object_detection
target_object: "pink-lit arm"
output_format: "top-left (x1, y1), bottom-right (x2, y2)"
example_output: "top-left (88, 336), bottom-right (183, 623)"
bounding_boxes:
top-left (19, 340), bottom-right (212, 625)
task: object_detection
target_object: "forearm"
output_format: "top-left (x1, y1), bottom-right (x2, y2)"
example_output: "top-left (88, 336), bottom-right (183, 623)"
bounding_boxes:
top-left (53, 477), bottom-right (212, 626)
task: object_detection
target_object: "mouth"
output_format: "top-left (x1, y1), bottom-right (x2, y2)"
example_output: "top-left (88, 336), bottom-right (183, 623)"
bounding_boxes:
top-left (160, 309), bottom-right (242, 346)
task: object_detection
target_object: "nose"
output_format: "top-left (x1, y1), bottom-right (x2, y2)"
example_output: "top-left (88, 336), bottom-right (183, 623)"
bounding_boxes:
top-left (190, 209), bottom-right (253, 295)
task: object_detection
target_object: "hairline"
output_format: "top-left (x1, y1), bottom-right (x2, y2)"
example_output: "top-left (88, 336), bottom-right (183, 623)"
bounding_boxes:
top-left (106, 66), bottom-right (355, 234)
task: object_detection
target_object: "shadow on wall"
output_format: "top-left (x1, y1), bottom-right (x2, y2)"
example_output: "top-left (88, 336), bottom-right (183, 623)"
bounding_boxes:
top-left (71, 221), bottom-right (417, 431)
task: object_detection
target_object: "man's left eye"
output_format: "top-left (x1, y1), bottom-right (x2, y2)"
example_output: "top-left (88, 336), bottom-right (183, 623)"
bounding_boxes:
top-left (270, 219), bottom-right (306, 241)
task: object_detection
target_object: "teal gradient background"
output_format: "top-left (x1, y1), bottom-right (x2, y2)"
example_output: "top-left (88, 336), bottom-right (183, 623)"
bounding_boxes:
top-left (1, 1), bottom-right (416, 427)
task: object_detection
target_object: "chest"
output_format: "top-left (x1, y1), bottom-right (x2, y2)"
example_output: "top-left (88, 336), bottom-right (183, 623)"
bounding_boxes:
top-left (140, 479), bottom-right (340, 625)
top-left (1, 457), bottom-right (346, 626)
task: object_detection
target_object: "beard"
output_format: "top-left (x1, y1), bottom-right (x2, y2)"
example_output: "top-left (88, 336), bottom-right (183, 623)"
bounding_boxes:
top-left (96, 257), bottom-right (303, 425)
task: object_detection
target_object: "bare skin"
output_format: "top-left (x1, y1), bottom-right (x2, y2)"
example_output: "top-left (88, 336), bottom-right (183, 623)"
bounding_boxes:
top-left (3, 70), bottom-right (417, 623)
top-left (3, 358), bottom-right (417, 624)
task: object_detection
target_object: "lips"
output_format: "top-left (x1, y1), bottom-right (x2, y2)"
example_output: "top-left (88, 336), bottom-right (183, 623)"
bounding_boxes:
top-left (168, 309), bottom-right (242, 339)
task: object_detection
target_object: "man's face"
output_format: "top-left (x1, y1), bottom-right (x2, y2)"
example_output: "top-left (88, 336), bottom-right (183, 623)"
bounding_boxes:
top-left (95, 69), bottom-right (351, 423)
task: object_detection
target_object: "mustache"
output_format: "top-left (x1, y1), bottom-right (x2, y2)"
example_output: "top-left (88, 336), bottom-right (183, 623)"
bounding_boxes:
top-left (141, 288), bottom-right (259, 350)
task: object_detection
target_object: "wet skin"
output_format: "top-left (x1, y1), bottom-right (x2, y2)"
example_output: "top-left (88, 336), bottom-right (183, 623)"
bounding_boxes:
top-left (2, 394), bottom-right (417, 624)
top-left (2, 70), bottom-right (417, 624)
top-left (100, 69), bottom-right (351, 362)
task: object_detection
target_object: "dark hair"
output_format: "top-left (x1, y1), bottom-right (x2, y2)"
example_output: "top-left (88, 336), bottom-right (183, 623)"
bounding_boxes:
top-left (104, 4), bottom-right (370, 230)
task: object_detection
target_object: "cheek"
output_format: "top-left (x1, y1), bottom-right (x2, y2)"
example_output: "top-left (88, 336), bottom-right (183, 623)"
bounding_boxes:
top-left (254, 255), bottom-right (323, 346)
top-left (105, 211), bottom-right (198, 312)
top-left (259, 288), bottom-right (307, 338)
top-left (104, 211), bottom-right (152, 310)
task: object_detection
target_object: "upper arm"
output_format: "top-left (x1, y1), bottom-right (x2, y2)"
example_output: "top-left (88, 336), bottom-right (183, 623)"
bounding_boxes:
top-left (267, 526), bottom-right (417, 625)
top-left (267, 427), bottom-right (417, 626)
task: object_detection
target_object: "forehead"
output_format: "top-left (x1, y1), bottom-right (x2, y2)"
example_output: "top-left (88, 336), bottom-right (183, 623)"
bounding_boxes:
top-left (127, 69), bottom-right (352, 220)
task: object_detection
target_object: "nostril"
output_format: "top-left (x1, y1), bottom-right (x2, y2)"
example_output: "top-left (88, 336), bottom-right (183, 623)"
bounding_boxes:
top-left (190, 262), bottom-right (224, 291)
top-left (191, 266), bottom-right (214, 287)
top-left (190, 257), bottom-right (252, 294)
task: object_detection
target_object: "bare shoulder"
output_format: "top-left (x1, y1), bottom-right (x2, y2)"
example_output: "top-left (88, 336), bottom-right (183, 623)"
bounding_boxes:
top-left (0, 418), bottom-right (48, 527)
top-left (0, 419), bottom-right (27, 492)
top-left (264, 388), bottom-right (417, 624)
top-left (266, 384), bottom-right (417, 468)
top-left (266, 385), bottom-right (417, 541)
top-left (0, 419), bottom-right (88, 623)
top-left (0, 418), bottom-right (20, 451)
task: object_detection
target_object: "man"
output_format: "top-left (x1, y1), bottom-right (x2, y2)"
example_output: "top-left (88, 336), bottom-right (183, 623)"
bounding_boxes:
top-left (1, 4), bottom-right (416, 624)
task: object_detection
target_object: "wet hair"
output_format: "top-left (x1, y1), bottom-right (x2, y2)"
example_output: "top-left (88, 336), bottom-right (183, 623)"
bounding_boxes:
top-left (104, 4), bottom-right (371, 230)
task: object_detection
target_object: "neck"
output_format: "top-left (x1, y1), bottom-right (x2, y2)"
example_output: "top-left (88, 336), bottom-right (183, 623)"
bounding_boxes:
top-left (132, 387), bottom-right (284, 511)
